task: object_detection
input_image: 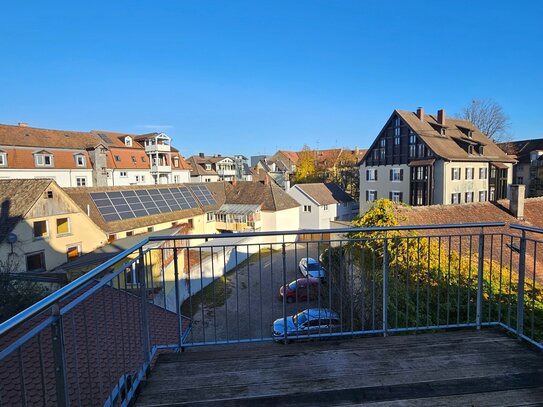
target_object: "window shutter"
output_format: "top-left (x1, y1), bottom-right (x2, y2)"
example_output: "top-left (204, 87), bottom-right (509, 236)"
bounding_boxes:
top-left (389, 169), bottom-right (393, 181)
top-left (389, 192), bottom-right (392, 200)
top-left (375, 170), bottom-right (378, 181)
top-left (366, 170), bottom-right (369, 181)
top-left (451, 169), bottom-right (454, 180)
top-left (366, 190), bottom-right (369, 201)
top-left (400, 169), bottom-right (404, 181)
top-left (399, 192), bottom-right (403, 202)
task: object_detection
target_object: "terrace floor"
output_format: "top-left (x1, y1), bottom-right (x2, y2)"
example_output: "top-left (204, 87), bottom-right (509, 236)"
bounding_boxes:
top-left (135, 328), bottom-right (543, 406)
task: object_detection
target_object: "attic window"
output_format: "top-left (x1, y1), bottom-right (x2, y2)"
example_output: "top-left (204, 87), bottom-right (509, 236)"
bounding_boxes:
top-left (75, 155), bottom-right (86, 167)
top-left (131, 156), bottom-right (137, 163)
top-left (141, 156), bottom-right (146, 162)
top-left (46, 191), bottom-right (53, 199)
top-left (124, 136), bottom-right (133, 147)
top-left (35, 153), bottom-right (54, 167)
top-left (114, 155), bottom-right (121, 162)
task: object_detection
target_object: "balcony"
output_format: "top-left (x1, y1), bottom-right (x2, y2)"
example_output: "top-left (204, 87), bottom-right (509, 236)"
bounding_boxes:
top-left (151, 164), bottom-right (171, 173)
top-left (1, 223), bottom-right (542, 405)
top-left (145, 143), bottom-right (171, 154)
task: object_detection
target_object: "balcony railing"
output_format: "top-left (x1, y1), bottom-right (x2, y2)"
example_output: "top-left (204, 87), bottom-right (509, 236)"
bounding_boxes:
top-left (150, 164), bottom-right (171, 173)
top-left (145, 143), bottom-right (170, 153)
top-left (1, 223), bottom-right (542, 406)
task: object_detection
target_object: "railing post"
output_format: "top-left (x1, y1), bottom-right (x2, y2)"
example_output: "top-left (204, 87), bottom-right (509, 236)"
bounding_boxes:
top-left (476, 229), bottom-right (485, 330)
top-left (173, 241), bottom-right (183, 350)
top-left (138, 248), bottom-right (151, 366)
top-left (382, 232), bottom-right (388, 336)
top-left (282, 240), bottom-right (288, 344)
top-left (517, 231), bottom-right (527, 338)
top-left (51, 303), bottom-right (69, 407)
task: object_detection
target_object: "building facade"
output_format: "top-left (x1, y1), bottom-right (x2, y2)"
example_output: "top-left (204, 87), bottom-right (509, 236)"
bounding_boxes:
top-left (359, 108), bottom-right (515, 213)
top-left (499, 138), bottom-right (543, 197)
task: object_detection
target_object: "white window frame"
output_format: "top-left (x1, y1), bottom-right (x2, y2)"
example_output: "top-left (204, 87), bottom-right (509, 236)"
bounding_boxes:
top-left (173, 175), bottom-right (180, 183)
top-left (367, 190), bottom-right (377, 202)
top-left (124, 136), bottom-right (133, 147)
top-left (465, 167), bottom-right (474, 180)
top-left (33, 220), bottom-right (49, 239)
top-left (465, 191), bottom-right (474, 203)
top-left (391, 191), bottom-right (402, 203)
top-left (303, 205), bottom-right (312, 213)
top-left (76, 177), bottom-right (87, 187)
top-left (323, 205), bottom-right (329, 211)
top-left (26, 251), bottom-right (46, 272)
top-left (452, 167), bottom-right (461, 181)
top-left (479, 167), bottom-right (488, 180)
top-left (0, 152), bottom-right (7, 166)
top-left (35, 154), bottom-right (54, 167)
top-left (120, 171), bottom-right (128, 177)
top-left (75, 155), bottom-right (86, 167)
top-left (479, 190), bottom-right (488, 202)
top-left (207, 212), bottom-right (214, 222)
top-left (392, 168), bottom-right (402, 182)
top-left (367, 169), bottom-right (377, 181)
top-left (451, 192), bottom-right (461, 204)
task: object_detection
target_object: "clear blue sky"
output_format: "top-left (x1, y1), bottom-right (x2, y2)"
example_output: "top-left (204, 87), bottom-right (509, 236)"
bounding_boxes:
top-left (1, 1), bottom-right (542, 157)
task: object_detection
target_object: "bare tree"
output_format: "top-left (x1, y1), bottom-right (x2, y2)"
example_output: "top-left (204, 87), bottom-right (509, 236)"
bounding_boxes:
top-left (459, 98), bottom-right (511, 143)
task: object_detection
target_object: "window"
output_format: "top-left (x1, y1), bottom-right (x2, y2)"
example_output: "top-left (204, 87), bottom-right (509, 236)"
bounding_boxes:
top-left (174, 175), bottom-right (180, 183)
top-left (390, 191), bottom-right (402, 203)
top-left (135, 175), bottom-right (140, 182)
top-left (451, 167), bottom-right (461, 181)
top-left (67, 245), bottom-right (81, 261)
top-left (131, 156), bottom-right (137, 163)
top-left (35, 154), bottom-right (53, 167)
top-left (465, 191), bottom-right (474, 203)
top-left (303, 205), bottom-right (312, 213)
top-left (205, 164), bottom-right (212, 170)
top-left (465, 167), bottom-right (474, 180)
top-left (451, 193), bottom-right (461, 204)
top-left (26, 251), bottom-right (46, 272)
top-left (33, 220), bottom-right (48, 239)
top-left (417, 144), bottom-right (426, 157)
top-left (141, 156), bottom-right (146, 162)
top-left (207, 212), bottom-right (214, 222)
top-left (114, 155), bottom-right (121, 162)
top-left (108, 234), bottom-right (116, 243)
top-left (0, 152), bottom-right (6, 166)
top-left (173, 158), bottom-right (179, 168)
top-left (372, 149), bottom-right (379, 160)
top-left (415, 167), bottom-right (426, 180)
top-left (205, 178), bottom-right (211, 182)
top-left (366, 190), bottom-right (377, 202)
top-left (141, 175), bottom-right (145, 183)
top-left (120, 171), bottom-right (127, 177)
top-left (46, 190), bottom-right (53, 199)
top-left (126, 231), bottom-right (134, 237)
top-left (479, 190), bottom-right (488, 202)
top-left (409, 133), bottom-right (417, 144)
top-left (56, 218), bottom-right (70, 235)
top-left (517, 176), bottom-right (524, 184)
top-left (76, 177), bottom-right (87, 187)
top-left (124, 136), bottom-right (132, 147)
top-left (147, 227), bottom-right (154, 233)
top-left (479, 167), bottom-right (488, 180)
top-left (75, 155), bottom-right (86, 167)
top-left (390, 168), bottom-right (403, 181)
top-left (366, 169), bottom-right (377, 181)
top-left (380, 148), bottom-right (386, 159)
top-left (323, 205), bottom-right (328, 211)
top-left (490, 187), bottom-right (495, 201)
top-left (409, 144), bottom-right (417, 157)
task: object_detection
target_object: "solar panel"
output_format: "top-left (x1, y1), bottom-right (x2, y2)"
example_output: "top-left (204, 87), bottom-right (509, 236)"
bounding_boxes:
top-left (90, 186), bottom-right (210, 223)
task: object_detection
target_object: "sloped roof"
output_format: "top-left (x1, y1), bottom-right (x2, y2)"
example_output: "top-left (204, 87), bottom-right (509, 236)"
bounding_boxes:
top-left (278, 150), bottom-right (299, 164)
top-left (0, 123), bottom-right (98, 149)
top-left (187, 157), bottom-right (219, 176)
top-left (0, 148), bottom-right (93, 170)
top-left (498, 138), bottom-right (543, 164)
top-left (105, 148), bottom-right (150, 169)
top-left (294, 182), bottom-right (353, 205)
top-left (225, 181), bottom-right (300, 211)
top-left (395, 110), bottom-right (515, 163)
top-left (90, 130), bottom-right (148, 149)
top-left (0, 179), bottom-right (53, 242)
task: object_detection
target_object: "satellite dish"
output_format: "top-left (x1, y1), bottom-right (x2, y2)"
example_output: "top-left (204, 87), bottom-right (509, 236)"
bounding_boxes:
top-left (6, 233), bottom-right (17, 244)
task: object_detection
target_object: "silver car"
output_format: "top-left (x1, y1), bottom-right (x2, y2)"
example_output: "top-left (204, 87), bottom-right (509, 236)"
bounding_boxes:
top-left (272, 308), bottom-right (340, 341)
top-left (298, 257), bottom-right (326, 281)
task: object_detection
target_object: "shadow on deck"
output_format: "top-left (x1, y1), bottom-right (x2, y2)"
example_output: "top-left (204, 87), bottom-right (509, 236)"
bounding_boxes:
top-left (135, 329), bottom-right (543, 406)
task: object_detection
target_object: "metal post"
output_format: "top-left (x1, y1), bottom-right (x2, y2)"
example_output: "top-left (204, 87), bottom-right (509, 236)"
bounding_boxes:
top-left (282, 241), bottom-right (288, 344)
top-left (382, 232), bottom-right (388, 336)
top-left (476, 230), bottom-right (485, 329)
top-left (138, 248), bottom-right (151, 365)
top-left (173, 241), bottom-right (183, 349)
top-left (51, 303), bottom-right (69, 407)
top-left (517, 231), bottom-right (527, 337)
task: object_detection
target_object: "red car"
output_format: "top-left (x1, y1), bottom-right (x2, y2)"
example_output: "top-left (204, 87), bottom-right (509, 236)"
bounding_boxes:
top-left (279, 277), bottom-right (322, 303)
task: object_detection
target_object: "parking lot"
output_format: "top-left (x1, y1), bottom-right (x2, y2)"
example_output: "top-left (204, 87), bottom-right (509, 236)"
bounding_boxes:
top-left (184, 242), bottom-right (333, 344)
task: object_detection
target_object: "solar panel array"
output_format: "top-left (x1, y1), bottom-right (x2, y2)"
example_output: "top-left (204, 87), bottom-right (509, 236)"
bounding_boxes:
top-left (90, 186), bottom-right (209, 222)
top-left (189, 185), bottom-right (217, 206)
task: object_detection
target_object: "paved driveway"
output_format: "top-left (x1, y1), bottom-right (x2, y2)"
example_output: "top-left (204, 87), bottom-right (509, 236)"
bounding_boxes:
top-left (185, 241), bottom-right (333, 344)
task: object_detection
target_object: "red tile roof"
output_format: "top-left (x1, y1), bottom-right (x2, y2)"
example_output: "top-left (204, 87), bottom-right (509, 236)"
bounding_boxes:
top-left (0, 147), bottom-right (93, 169)
top-left (105, 148), bottom-right (150, 170)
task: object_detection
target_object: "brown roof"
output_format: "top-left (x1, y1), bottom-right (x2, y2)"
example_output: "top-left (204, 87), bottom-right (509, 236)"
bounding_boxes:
top-left (0, 179), bottom-right (53, 242)
top-left (64, 182), bottom-right (227, 234)
top-left (395, 110), bottom-right (516, 163)
top-left (294, 182), bottom-right (353, 205)
top-left (498, 138), bottom-right (543, 164)
top-left (226, 181), bottom-right (300, 211)
top-left (90, 130), bottom-right (147, 149)
top-left (0, 123), bottom-right (98, 149)
top-left (105, 148), bottom-right (150, 170)
top-left (0, 282), bottom-right (189, 406)
top-left (187, 157), bottom-right (219, 177)
top-left (171, 151), bottom-right (191, 170)
top-left (0, 147), bottom-right (93, 170)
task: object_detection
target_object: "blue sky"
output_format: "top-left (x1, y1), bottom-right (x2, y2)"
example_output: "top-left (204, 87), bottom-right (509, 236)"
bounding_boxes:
top-left (0, 1), bottom-right (541, 157)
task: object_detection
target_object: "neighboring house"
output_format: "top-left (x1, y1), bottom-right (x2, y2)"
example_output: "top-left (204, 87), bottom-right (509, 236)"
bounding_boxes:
top-left (359, 108), bottom-right (516, 214)
top-left (287, 182), bottom-right (356, 229)
top-left (254, 158), bottom-right (291, 189)
top-left (233, 155), bottom-right (252, 181)
top-left (0, 123), bottom-right (96, 187)
top-left (498, 138), bottom-right (543, 197)
top-left (0, 123), bottom-right (191, 187)
top-left (0, 179), bottom-right (107, 272)
top-left (187, 155), bottom-right (221, 183)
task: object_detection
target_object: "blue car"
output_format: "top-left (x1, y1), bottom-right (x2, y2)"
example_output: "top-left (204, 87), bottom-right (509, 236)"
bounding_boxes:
top-left (298, 257), bottom-right (326, 281)
top-left (272, 308), bottom-right (340, 341)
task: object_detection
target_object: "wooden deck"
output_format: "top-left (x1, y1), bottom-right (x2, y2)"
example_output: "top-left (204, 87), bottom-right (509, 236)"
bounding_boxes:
top-left (135, 329), bottom-right (543, 406)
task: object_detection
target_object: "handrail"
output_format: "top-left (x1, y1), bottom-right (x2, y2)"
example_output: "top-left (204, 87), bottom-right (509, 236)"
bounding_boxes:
top-left (0, 238), bottom-right (150, 337)
top-left (510, 224), bottom-right (543, 235)
top-left (148, 222), bottom-right (507, 242)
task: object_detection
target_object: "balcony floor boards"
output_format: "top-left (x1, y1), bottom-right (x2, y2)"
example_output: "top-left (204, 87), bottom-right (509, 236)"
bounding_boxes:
top-left (135, 328), bottom-right (543, 406)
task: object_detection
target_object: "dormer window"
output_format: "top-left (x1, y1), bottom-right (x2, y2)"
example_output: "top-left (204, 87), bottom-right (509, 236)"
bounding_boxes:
top-left (131, 156), bottom-right (137, 163)
top-left (75, 154), bottom-right (86, 167)
top-left (205, 164), bottom-right (212, 170)
top-left (124, 136), bottom-right (133, 147)
top-left (173, 157), bottom-right (179, 168)
top-left (0, 151), bottom-right (7, 167)
top-left (35, 152), bottom-right (54, 167)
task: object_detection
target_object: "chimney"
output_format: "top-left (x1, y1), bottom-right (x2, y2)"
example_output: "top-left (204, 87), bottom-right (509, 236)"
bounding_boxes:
top-left (416, 107), bottom-right (424, 120)
top-left (510, 184), bottom-right (525, 220)
top-left (354, 146), bottom-right (359, 155)
top-left (18, 122), bottom-right (28, 127)
top-left (199, 152), bottom-right (204, 158)
top-left (437, 109), bottom-right (446, 125)
top-left (264, 175), bottom-right (270, 186)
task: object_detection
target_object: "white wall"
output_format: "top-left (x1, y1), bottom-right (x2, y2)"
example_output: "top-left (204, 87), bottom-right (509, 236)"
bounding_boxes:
top-left (0, 169), bottom-right (94, 187)
top-left (109, 169), bottom-right (154, 186)
top-left (190, 174), bottom-right (220, 183)
top-left (359, 163), bottom-right (410, 213)
top-left (172, 169), bottom-right (191, 183)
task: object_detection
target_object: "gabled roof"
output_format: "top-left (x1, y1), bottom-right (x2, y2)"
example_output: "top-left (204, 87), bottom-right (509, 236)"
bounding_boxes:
top-left (105, 148), bottom-right (150, 170)
top-left (0, 179), bottom-right (54, 242)
top-left (0, 148), bottom-right (93, 169)
top-left (395, 110), bottom-right (515, 163)
top-left (225, 181), bottom-right (300, 211)
top-left (294, 182), bottom-right (354, 206)
top-left (498, 138), bottom-right (543, 164)
top-left (187, 157), bottom-right (219, 176)
top-left (0, 123), bottom-right (97, 149)
top-left (90, 130), bottom-right (148, 149)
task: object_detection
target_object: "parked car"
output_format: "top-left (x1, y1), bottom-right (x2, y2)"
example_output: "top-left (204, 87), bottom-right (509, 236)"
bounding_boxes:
top-left (279, 277), bottom-right (322, 303)
top-left (272, 308), bottom-right (340, 342)
top-left (298, 257), bottom-right (326, 281)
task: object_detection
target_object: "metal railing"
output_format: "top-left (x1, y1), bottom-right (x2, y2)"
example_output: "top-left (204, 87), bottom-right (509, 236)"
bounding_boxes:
top-left (1, 222), bottom-right (542, 406)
